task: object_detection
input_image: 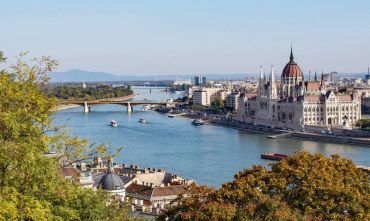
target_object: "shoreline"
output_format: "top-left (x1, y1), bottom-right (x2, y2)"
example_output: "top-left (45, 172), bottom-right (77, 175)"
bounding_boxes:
top-left (171, 112), bottom-right (370, 147)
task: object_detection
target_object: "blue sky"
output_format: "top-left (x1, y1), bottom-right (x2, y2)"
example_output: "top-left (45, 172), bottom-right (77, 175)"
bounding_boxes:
top-left (1, 0), bottom-right (369, 75)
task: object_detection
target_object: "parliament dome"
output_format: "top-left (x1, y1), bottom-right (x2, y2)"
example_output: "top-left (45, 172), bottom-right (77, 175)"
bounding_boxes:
top-left (282, 48), bottom-right (303, 78)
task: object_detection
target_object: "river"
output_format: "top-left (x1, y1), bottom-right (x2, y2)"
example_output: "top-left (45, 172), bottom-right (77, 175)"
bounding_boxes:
top-left (54, 86), bottom-right (370, 187)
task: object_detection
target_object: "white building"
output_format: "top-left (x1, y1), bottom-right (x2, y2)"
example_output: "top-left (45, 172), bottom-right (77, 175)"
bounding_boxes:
top-left (237, 48), bottom-right (361, 129)
top-left (193, 87), bottom-right (223, 106)
top-left (226, 92), bottom-right (240, 110)
top-left (173, 79), bottom-right (192, 86)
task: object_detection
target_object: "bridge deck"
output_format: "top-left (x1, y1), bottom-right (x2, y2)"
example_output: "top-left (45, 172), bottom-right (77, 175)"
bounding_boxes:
top-left (58, 100), bottom-right (168, 105)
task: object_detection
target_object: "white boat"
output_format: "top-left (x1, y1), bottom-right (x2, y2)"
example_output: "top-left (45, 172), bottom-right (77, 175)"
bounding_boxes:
top-left (141, 105), bottom-right (151, 111)
top-left (191, 119), bottom-right (205, 126)
top-left (138, 118), bottom-right (146, 123)
top-left (110, 120), bottom-right (118, 127)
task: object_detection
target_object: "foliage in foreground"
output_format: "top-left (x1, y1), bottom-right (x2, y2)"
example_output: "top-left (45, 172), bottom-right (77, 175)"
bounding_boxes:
top-left (0, 52), bottom-right (141, 220)
top-left (162, 152), bottom-right (370, 221)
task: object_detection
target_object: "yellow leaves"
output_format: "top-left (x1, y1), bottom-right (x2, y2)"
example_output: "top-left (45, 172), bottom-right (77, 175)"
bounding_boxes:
top-left (0, 52), bottom-right (131, 220)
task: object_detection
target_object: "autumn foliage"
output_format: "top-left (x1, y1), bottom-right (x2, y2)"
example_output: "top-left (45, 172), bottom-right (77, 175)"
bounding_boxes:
top-left (163, 152), bottom-right (370, 221)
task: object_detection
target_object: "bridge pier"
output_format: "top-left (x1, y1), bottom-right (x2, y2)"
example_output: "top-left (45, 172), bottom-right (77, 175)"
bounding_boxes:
top-left (84, 102), bottom-right (90, 113)
top-left (127, 102), bottom-right (132, 113)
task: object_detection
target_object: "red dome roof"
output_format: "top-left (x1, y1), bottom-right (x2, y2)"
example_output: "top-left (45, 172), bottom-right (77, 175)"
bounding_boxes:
top-left (282, 48), bottom-right (303, 78)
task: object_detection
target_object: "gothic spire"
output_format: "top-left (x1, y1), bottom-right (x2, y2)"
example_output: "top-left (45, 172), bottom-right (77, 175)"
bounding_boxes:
top-left (270, 65), bottom-right (275, 83)
top-left (314, 70), bottom-right (317, 81)
top-left (290, 44), bottom-right (294, 61)
top-left (260, 65), bottom-right (263, 80)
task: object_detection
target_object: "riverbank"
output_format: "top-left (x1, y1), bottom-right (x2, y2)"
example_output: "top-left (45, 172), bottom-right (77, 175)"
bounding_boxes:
top-left (169, 111), bottom-right (370, 147)
top-left (51, 104), bottom-right (80, 112)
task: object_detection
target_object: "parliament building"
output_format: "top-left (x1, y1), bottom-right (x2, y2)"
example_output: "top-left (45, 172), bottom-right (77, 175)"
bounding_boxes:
top-left (237, 49), bottom-right (361, 129)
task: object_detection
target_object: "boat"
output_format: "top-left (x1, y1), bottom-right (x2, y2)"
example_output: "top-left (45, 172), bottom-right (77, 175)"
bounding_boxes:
top-left (110, 120), bottom-right (118, 127)
top-left (168, 114), bottom-right (175, 118)
top-left (191, 119), bottom-right (205, 126)
top-left (138, 118), bottom-right (146, 123)
top-left (261, 152), bottom-right (287, 161)
top-left (141, 105), bottom-right (151, 111)
top-left (266, 135), bottom-right (277, 139)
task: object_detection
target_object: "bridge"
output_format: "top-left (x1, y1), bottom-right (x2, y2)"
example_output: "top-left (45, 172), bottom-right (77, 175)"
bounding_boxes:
top-left (58, 99), bottom-right (175, 113)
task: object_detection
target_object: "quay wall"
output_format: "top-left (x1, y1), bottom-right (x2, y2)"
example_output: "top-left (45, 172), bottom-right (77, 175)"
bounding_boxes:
top-left (179, 113), bottom-right (370, 147)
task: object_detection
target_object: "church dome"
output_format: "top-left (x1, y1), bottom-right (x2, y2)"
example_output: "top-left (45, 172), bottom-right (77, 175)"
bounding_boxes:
top-left (99, 171), bottom-right (124, 190)
top-left (282, 48), bottom-right (303, 78)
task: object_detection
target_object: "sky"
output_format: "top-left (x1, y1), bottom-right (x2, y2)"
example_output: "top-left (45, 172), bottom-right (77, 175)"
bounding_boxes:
top-left (1, 0), bottom-right (370, 75)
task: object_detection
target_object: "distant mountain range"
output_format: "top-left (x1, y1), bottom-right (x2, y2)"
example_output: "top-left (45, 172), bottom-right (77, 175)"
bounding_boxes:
top-left (49, 69), bottom-right (368, 83)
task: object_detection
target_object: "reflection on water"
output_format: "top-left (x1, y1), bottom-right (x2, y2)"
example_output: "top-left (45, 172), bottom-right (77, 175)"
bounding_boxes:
top-left (54, 87), bottom-right (370, 187)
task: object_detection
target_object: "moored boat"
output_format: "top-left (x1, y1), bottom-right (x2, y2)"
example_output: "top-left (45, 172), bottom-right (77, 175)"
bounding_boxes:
top-left (191, 119), bottom-right (205, 126)
top-left (261, 152), bottom-right (287, 161)
top-left (141, 105), bottom-right (151, 111)
top-left (168, 114), bottom-right (175, 118)
top-left (110, 120), bottom-right (118, 127)
top-left (266, 135), bottom-right (277, 139)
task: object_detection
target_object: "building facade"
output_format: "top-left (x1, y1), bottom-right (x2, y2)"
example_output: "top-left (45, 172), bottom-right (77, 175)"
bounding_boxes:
top-left (237, 49), bottom-right (361, 129)
top-left (193, 87), bottom-right (224, 106)
top-left (226, 92), bottom-right (240, 110)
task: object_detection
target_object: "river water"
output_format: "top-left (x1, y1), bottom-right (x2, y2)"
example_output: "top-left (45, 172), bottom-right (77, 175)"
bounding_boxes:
top-left (54, 87), bottom-right (370, 187)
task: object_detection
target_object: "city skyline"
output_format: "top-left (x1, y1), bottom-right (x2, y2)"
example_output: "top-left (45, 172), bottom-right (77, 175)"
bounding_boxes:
top-left (1, 0), bottom-right (370, 75)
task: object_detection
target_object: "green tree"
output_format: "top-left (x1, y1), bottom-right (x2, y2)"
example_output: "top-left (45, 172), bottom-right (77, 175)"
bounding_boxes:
top-left (163, 152), bottom-right (370, 221)
top-left (211, 97), bottom-right (224, 109)
top-left (0, 52), bottom-right (141, 220)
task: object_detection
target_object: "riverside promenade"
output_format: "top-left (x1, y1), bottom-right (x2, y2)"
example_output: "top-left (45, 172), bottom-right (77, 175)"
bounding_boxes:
top-left (170, 110), bottom-right (370, 147)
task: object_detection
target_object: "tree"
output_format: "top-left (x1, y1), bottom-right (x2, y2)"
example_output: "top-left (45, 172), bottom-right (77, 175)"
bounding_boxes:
top-left (211, 97), bottom-right (224, 109)
top-left (163, 152), bottom-right (370, 221)
top-left (0, 52), bottom-right (141, 220)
